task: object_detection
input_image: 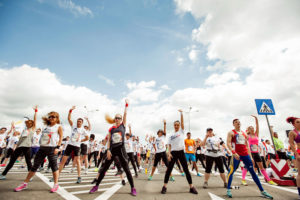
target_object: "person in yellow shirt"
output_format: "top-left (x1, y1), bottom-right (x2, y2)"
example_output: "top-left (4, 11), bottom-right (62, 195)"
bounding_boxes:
top-left (185, 133), bottom-right (202, 177)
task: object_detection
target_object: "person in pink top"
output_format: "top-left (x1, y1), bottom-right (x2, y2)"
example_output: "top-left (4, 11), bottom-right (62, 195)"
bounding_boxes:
top-left (241, 115), bottom-right (277, 186)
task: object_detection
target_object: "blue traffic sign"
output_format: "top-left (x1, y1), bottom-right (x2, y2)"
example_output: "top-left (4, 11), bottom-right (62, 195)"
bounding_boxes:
top-left (255, 99), bottom-right (275, 115)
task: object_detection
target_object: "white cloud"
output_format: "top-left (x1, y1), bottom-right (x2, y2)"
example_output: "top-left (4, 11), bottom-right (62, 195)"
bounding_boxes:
top-left (188, 49), bottom-right (200, 63)
top-left (161, 84), bottom-right (171, 90)
top-left (205, 72), bottom-right (240, 86)
top-left (58, 0), bottom-right (93, 17)
top-left (98, 74), bottom-right (115, 86)
top-left (125, 81), bottom-right (161, 104)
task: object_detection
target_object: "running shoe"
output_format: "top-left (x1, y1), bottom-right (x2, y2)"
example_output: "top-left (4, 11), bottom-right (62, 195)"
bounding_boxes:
top-left (89, 185), bottom-right (99, 194)
top-left (91, 178), bottom-right (97, 184)
top-left (227, 189), bottom-right (232, 198)
top-left (161, 186), bottom-right (167, 194)
top-left (268, 180), bottom-right (278, 186)
top-left (197, 172), bottom-right (202, 177)
top-left (0, 175), bottom-right (6, 180)
top-left (15, 161), bottom-right (20, 163)
top-left (0, 164), bottom-right (6, 167)
top-left (181, 172), bottom-right (185, 176)
top-left (241, 180), bottom-right (248, 186)
top-left (189, 187), bottom-right (198, 194)
top-left (76, 177), bottom-right (81, 184)
top-left (203, 182), bottom-right (208, 189)
top-left (49, 178), bottom-right (54, 182)
top-left (84, 169), bottom-right (88, 175)
top-left (261, 191), bottom-right (273, 199)
top-left (131, 188), bottom-right (137, 196)
top-left (14, 183), bottom-right (28, 192)
top-left (135, 173), bottom-right (138, 178)
top-left (121, 180), bottom-right (126, 185)
top-left (148, 176), bottom-right (152, 181)
top-left (94, 167), bottom-right (98, 172)
top-left (45, 168), bottom-right (50, 173)
top-left (50, 184), bottom-right (59, 193)
top-left (169, 176), bottom-right (175, 182)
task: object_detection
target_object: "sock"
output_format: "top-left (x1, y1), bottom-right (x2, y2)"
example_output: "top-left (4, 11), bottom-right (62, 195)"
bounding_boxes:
top-left (242, 168), bottom-right (247, 180)
top-left (261, 169), bottom-right (271, 181)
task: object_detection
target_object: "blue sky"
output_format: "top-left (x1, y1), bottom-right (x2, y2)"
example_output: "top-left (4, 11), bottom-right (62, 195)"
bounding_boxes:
top-left (0, 0), bottom-right (212, 99)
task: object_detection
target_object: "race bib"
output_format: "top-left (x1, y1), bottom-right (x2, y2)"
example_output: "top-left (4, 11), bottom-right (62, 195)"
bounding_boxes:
top-left (102, 148), bottom-right (105, 153)
top-left (196, 150), bottom-right (201, 154)
top-left (158, 141), bottom-right (164, 150)
top-left (112, 132), bottom-right (122, 144)
top-left (71, 133), bottom-right (80, 143)
top-left (236, 134), bottom-right (245, 144)
top-left (188, 146), bottom-right (193, 152)
top-left (251, 144), bottom-right (258, 152)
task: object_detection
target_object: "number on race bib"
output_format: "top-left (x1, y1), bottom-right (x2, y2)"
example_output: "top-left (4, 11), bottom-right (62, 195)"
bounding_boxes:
top-left (251, 144), bottom-right (258, 152)
top-left (188, 146), bottom-right (193, 152)
top-left (196, 150), bottom-right (201, 154)
top-left (112, 132), bottom-right (122, 144)
top-left (236, 134), bottom-right (245, 144)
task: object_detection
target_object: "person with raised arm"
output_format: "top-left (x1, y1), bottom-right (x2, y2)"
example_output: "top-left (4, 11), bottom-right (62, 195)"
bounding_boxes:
top-left (287, 116), bottom-right (300, 199)
top-left (0, 123), bottom-right (15, 166)
top-left (81, 117), bottom-right (91, 174)
top-left (14, 111), bottom-right (63, 193)
top-left (241, 115), bottom-right (277, 186)
top-left (56, 106), bottom-right (89, 184)
top-left (226, 118), bottom-right (273, 199)
top-left (161, 110), bottom-right (198, 195)
top-left (89, 99), bottom-right (136, 196)
top-left (0, 106), bottom-right (38, 180)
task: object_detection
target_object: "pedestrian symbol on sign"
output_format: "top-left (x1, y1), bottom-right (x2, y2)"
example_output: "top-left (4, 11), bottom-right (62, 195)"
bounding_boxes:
top-left (260, 102), bottom-right (274, 114)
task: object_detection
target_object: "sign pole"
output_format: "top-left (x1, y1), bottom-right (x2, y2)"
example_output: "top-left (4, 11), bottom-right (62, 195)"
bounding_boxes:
top-left (265, 115), bottom-right (277, 154)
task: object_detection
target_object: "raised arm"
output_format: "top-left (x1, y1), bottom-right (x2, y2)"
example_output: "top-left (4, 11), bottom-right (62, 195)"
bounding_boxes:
top-left (200, 134), bottom-right (209, 147)
top-left (7, 122), bottom-right (15, 136)
top-left (33, 105), bottom-right (38, 129)
top-left (251, 115), bottom-right (259, 137)
top-left (123, 99), bottom-right (129, 126)
top-left (128, 124), bottom-right (132, 136)
top-left (163, 119), bottom-right (166, 135)
top-left (68, 106), bottom-right (75, 126)
top-left (178, 109), bottom-right (184, 130)
top-left (84, 117), bottom-right (91, 131)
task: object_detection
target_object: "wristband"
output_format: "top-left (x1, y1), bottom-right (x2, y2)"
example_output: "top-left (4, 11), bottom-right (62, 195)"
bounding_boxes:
top-left (69, 109), bottom-right (73, 113)
top-left (232, 150), bottom-right (236, 154)
top-left (35, 109), bottom-right (38, 113)
top-left (125, 103), bottom-right (129, 107)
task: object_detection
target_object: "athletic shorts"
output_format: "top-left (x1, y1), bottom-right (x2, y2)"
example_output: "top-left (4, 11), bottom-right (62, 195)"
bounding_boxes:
top-left (277, 151), bottom-right (288, 160)
top-left (65, 145), bottom-right (80, 157)
top-left (80, 143), bottom-right (88, 155)
top-left (267, 153), bottom-right (276, 160)
top-left (185, 153), bottom-right (196, 162)
top-left (251, 152), bottom-right (262, 162)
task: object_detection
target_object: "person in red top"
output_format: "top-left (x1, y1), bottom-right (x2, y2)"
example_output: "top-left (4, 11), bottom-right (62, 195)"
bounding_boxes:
top-left (226, 118), bottom-right (273, 199)
top-left (184, 133), bottom-right (201, 177)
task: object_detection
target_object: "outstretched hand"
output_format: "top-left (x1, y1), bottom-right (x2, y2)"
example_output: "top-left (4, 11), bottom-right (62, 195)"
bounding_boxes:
top-left (178, 109), bottom-right (183, 113)
top-left (33, 105), bottom-right (38, 110)
top-left (251, 115), bottom-right (257, 118)
top-left (71, 106), bottom-right (76, 110)
top-left (163, 119), bottom-right (166, 124)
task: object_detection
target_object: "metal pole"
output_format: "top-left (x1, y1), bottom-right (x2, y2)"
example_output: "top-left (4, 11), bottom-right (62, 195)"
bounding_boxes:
top-left (265, 115), bottom-right (277, 154)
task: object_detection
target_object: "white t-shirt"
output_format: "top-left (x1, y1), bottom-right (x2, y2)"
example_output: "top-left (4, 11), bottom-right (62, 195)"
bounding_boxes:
top-left (259, 142), bottom-right (266, 157)
top-left (99, 144), bottom-right (107, 153)
top-left (167, 129), bottom-right (185, 151)
top-left (0, 132), bottom-right (8, 148)
top-left (7, 136), bottom-right (19, 149)
top-left (40, 124), bottom-right (61, 147)
top-left (69, 126), bottom-right (88, 147)
top-left (32, 133), bottom-right (41, 147)
top-left (89, 140), bottom-right (96, 152)
top-left (205, 136), bottom-right (221, 158)
top-left (155, 135), bottom-right (167, 153)
top-left (82, 130), bottom-right (90, 145)
top-left (266, 144), bottom-right (275, 154)
top-left (125, 138), bottom-right (134, 153)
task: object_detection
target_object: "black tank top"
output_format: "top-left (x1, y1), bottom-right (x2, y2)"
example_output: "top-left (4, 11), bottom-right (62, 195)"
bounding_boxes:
top-left (109, 123), bottom-right (125, 150)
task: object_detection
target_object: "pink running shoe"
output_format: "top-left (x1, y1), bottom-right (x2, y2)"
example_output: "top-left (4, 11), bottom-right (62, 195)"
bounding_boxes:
top-left (14, 183), bottom-right (28, 192)
top-left (131, 188), bottom-right (137, 196)
top-left (89, 185), bottom-right (99, 194)
top-left (50, 184), bottom-right (59, 193)
top-left (0, 164), bottom-right (6, 167)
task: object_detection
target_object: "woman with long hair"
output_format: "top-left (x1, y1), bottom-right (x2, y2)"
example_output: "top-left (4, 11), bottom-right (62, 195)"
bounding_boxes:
top-left (0, 106), bottom-right (38, 180)
top-left (287, 116), bottom-right (300, 199)
top-left (161, 109), bottom-right (198, 195)
top-left (89, 99), bottom-right (136, 196)
top-left (14, 111), bottom-right (63, 193)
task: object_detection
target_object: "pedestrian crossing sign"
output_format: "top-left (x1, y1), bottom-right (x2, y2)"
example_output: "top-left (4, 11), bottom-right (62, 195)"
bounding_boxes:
top-left (255, 99), bottom-right (275, 115)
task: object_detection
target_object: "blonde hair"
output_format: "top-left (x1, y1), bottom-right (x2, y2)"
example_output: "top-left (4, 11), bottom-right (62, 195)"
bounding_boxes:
top-left (42, 111), bottom-right (60, 125)
top-left (105, 114), bottom-right (115, 124)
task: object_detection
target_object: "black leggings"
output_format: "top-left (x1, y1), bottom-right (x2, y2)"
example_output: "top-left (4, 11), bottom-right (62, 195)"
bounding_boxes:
top-left (96, 146), bottom-right (134, 188)
top-left (127, 152), bottom-right (138, 174)
top-left (175, 159), bottom-right (182, 171)
top-left (97, 151), bottom-right (106, 168)
top-left (2, 147), bottom-right (32, 176)
top-left (134, 154), bottom-right (140, 169)
top-left (153, 152), bottom-right (169, 167)
top-left (88, 151), bottom-right (98, 167)
top-left (31, 147), bottom-right (58, 172)
top-left (261, 156), bottom-right (267, 169)
top-left (196, 154), bottom-right (206, 169)
top-left (206, 155), bottom-right (225, 174)
top-left (164, 150), bottom-right (192, 184)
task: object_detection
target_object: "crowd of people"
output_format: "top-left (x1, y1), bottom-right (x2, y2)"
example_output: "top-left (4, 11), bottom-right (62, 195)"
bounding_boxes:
top-left (0, 101), bottom-right (299, 200)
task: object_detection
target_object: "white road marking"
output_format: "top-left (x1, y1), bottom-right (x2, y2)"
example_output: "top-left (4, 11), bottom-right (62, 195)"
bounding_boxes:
top-left (208, 192), bottom-right (225, 200)
top-left (70, 188), bottom-right (107, 195)
top-left (63, 182), bottom-right (119, 189)
top-left (94, 179), bottom-right (128, 200)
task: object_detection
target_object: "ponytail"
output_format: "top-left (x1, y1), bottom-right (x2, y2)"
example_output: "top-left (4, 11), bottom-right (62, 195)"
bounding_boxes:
top-left (105, 114), bottom-right (115, 124)
top-left (286, 117), bottom-right (298, 125)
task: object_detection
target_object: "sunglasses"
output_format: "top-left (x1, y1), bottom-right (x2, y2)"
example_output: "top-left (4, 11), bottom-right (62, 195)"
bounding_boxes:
top-left (48, 116), bottom-right (57, 119)
top-left (115, 117), bottom-right (122, 120)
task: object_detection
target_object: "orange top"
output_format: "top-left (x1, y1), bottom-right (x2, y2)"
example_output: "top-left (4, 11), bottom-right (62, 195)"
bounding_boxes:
top-left (184, 139), bottom-right (195, 153)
